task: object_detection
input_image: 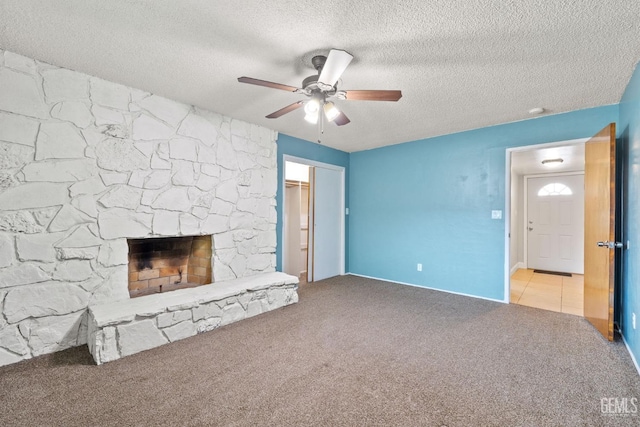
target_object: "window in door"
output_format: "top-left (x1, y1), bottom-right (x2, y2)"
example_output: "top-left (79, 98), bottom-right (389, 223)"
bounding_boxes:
top-left (538, 183), bottom-right (573, 196)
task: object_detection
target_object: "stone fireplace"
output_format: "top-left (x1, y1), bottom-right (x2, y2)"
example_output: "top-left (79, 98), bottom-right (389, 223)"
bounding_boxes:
top-left (0, 49), bottom-right (278, 367)
top-left (127, 235), bottom-right (212, 297)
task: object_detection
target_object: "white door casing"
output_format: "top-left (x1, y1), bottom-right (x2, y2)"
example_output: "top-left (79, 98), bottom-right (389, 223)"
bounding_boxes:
top-left (526, 174), bottom-right (584, 274)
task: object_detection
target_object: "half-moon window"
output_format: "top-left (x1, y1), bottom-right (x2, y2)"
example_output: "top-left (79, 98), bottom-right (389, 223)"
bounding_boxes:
top-left (538, 183), bottom-right (573, 196)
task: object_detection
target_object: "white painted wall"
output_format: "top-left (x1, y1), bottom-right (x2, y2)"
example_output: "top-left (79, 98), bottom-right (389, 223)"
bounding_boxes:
top-left (510, 169), bottom-right (519, 271)
top-left (0, 49), bottom-right (278, 366)
top-left (516, 174), bottom-right (525, 266)
top-left (509, 171), bottom-right (526, 271)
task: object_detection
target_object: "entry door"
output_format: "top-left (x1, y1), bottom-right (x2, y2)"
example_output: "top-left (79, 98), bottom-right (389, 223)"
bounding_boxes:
top-left (526, 174), bottom-right (584, 274)
top-left (312, 167), bottom-right (343, 281)
top-left (584, 123), bottom-right (617, 341)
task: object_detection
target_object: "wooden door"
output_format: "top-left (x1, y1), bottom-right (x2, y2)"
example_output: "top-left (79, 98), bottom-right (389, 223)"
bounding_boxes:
top-left (527, 174), bottom-right (584, 274)
top-left (584, 123), bottom-right (616, 341)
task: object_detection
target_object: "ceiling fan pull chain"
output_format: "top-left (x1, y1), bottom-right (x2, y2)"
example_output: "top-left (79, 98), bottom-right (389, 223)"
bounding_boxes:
top-left (318, 109), bottom-right (325, 144)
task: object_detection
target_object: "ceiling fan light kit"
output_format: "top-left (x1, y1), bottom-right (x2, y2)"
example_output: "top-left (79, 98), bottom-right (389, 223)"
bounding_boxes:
top-left (323, 101), bottom-right (340, 121)
top-left (238, 49), bottom-right (402, 129)
top-left (304, 110), bottom-right (319, 124)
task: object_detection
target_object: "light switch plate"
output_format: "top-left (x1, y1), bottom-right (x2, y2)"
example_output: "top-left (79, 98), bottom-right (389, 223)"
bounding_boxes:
top-left (491, 210), bottom-right (502, 219)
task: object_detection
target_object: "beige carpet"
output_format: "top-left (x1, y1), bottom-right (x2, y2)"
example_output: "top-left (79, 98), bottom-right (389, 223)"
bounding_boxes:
top-left (1, 275), bottom-right (639, 426)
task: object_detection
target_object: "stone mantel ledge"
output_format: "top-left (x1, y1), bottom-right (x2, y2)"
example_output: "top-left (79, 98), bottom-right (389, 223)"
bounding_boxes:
top-left (87, 272), bottom-right (299, 364)
top-left (90, 272), bottom-right (298, 327)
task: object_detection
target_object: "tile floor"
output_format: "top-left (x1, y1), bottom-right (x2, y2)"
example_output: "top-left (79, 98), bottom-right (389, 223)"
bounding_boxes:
top-left (510, 268), bottom-right (584, 316)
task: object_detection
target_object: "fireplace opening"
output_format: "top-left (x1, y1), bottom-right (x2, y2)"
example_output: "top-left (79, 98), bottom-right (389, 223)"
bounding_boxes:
top-left (127, 235), bottom-right (212, 298)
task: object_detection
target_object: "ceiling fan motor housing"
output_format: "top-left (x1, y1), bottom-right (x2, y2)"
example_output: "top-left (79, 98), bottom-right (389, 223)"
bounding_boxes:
top-left (311, 55), bottom-right (327, 71)
top-left (302, 75), bottom-right (336, 96)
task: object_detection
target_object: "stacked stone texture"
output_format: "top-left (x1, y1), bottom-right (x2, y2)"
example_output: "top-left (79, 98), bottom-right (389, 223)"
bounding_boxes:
top-left (0, 50), bottom-right (278, 366)
top-left (88, 272), bottom-right (298, 364)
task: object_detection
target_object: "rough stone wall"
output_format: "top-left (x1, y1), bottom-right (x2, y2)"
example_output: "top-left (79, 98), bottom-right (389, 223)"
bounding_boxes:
top-left (0, 49), bottom-right (278, 366)
top-left (88, 272), bottom-right (298, 365)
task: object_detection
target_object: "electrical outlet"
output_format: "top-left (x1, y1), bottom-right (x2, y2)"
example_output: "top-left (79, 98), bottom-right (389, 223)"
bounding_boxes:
top-left (491, 210), bottom-right (502, 220)
top-left (417, 263), bottom-right (422, 272)
top-left (633, 313), bottom-right (636, 330)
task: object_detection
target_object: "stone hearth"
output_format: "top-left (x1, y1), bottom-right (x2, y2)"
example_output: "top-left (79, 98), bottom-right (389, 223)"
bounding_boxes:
top-left (88, 271), bottom-right (298, 364)
top-left (0, 49), bottom-right (279, 367)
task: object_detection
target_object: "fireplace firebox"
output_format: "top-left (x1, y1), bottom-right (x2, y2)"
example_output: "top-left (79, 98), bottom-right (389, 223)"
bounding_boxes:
top-left (127, 235), bottom-right (212, 298)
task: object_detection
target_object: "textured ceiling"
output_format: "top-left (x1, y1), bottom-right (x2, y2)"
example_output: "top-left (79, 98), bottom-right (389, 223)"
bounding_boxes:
top-left (1, 1), bottom-right (639, 152)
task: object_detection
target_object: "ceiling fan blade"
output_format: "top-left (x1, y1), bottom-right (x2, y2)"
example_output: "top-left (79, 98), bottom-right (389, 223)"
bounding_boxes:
top-left (343, 90), bottom-right (402, 101)
top-left (333, 112), bottom-right (351, 126)
top-left (265, 101), bottom-right (304, 119)
top-left (318, 49), bottom-right (353, 87)
top-left (238, 76), bottom-right (299, 92)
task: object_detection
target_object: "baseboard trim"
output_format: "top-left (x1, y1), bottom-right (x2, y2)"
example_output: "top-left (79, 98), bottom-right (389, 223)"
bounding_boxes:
top-left (346, 273), bottom-right (505, 304)
top-left (510, 262), bottom-right (525, 276)
top-left (621, 334), bottom-right (640, 377)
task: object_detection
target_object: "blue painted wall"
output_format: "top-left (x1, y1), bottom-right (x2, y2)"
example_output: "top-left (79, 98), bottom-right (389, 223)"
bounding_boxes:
top-left (275, 134), bottom-right (350, 272)
top-left (348, 105), bottom-right (619, 301)
top-left (619, 62), bottom-right (640, 366)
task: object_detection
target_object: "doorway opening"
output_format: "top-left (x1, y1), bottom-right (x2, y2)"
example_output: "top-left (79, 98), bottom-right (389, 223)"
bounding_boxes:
top-left (506, 139), bottom-right (588, 315)
top-left (282, 156), bottom-right (345, 283)
top-left (283, 161), bottom-right (310, 282)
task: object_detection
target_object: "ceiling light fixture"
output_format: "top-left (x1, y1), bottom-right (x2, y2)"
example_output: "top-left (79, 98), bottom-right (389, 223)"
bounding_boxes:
top-left (529, 107), bottom-right (545, 115)
top-left (304, 109), bottom-right (319, 124)
top-left (541, 158), bottom-right (564, 165)
top-left (323, 101), bottom-right (340, 122)
top-left (304, 97), bottom-right (320, 124)
top-left (304, 98), bottom-right (320, 114)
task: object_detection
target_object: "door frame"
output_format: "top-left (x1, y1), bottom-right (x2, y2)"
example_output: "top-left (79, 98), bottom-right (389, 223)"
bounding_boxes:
top-left (523, 171), bottom-right (585, 272)
top-left (504, 137), bottom-right (588, 302)
top-left (282, 155), bottom-right (346, 280)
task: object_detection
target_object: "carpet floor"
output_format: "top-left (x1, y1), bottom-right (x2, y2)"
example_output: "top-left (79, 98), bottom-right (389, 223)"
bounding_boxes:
top-left (1, 275), bottom-right (639, 426)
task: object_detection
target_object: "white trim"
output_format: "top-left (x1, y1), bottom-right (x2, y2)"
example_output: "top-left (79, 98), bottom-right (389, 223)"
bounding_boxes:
top-left (284, 155), bottom-right (345, 171)
top-left (504, 150), bottom-right (512, 302)
top-left (507, 137), bottom-right (589, 153)
top-left (622, 334), bottom-right (640, 376)
top-left (348, 273), bottom-right (506, 304)
top-left (510, 262), bottom-right (525, 277)
top-left (504, 137), bottom-right (588, 304)
top-left (282, 155), bottom-right (346, 280)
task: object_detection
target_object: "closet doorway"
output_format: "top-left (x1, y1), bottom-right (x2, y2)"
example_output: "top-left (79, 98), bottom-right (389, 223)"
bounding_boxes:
top-left (283, 162), bottom-right (310, 282)
top-left (283, 157), bottom-right (345, 283)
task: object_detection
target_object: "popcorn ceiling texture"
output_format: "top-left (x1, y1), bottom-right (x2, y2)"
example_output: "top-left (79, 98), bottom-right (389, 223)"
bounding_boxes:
top-left (0, 49), bottom-right (278, 366)
top-left (1, 1), bottom-right (639, 152)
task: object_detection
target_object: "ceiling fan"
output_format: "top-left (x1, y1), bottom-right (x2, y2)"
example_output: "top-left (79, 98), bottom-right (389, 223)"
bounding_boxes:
top-left (237, 49), bottom-right (402, 127)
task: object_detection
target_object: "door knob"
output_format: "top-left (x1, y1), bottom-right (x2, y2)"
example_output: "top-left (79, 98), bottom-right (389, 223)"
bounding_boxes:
top-left (597, 241), bottom-right (623, 249)
top-left (528, 227), bottom-right (533, 231)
